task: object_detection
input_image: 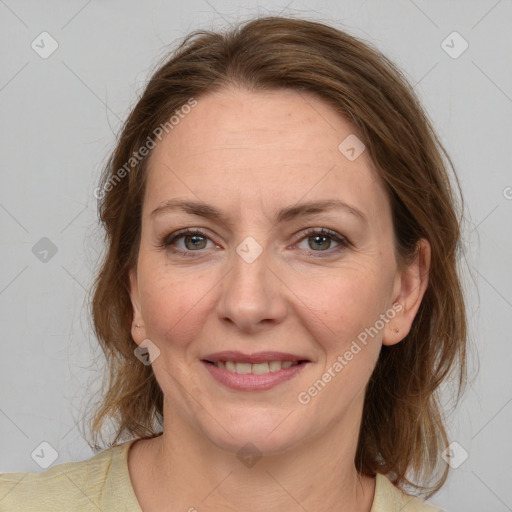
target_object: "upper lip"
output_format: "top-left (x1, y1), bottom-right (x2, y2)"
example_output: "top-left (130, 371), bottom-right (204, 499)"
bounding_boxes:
top-left (202, 351), bottom-right (310, 364)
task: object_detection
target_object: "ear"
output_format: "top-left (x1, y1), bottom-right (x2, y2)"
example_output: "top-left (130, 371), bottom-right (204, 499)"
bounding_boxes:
top-left (128, 266), bottom-right (146, 345)
top-left (382, 238), bottom-right (431, 346)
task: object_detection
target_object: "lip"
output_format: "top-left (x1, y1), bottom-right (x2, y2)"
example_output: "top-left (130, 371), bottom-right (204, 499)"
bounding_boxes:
top-left (201, 350), bottom-right (310, 364)
top-left (202, 359), bottom-right (309, 391)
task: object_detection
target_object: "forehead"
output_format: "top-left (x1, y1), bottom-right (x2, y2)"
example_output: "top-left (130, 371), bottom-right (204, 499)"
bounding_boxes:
top-left (144, 88), bottom-right (389, 224)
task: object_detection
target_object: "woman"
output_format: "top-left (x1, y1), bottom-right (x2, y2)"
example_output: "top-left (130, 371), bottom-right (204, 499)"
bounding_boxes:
top-left (0, 15), bottom-right (467, 511)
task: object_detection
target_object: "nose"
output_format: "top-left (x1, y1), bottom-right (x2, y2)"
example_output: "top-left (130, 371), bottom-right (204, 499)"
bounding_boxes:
top-left (216, 243), bottom-right (288, 334)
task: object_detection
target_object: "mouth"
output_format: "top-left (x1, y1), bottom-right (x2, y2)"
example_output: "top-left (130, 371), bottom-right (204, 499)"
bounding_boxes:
top-left (201, 351), bottom-right (311, 391)
top-left (202, 359), bottom-right (307, 374)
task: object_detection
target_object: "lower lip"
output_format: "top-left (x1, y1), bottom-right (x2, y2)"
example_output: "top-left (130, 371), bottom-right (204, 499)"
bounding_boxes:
top-left (201, 361), bottom-right (309, 391)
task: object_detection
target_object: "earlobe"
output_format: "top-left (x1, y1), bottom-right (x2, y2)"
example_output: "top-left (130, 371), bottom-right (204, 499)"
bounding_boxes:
top-left (382, 239), bottom-right (431, 346)
top-left (128, 267), bottom-right (145, 344)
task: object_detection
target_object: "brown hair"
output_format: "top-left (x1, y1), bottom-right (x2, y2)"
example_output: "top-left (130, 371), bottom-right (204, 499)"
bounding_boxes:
top-left (86, 15), bottom-right (468, 499)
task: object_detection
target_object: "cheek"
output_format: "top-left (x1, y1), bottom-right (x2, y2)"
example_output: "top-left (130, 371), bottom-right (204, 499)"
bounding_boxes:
top-left (292, 271), bottom-right (386, 424)
top-left (137, 245), bottom-right (395, 361)
top-left (292, 265), bottom-right (389, 347)
top-left (138, 258), bottom-right (216, 349)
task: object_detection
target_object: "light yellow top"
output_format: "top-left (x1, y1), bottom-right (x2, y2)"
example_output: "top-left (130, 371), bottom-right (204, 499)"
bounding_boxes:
top-left (0, 438), bottom-right (445, 511)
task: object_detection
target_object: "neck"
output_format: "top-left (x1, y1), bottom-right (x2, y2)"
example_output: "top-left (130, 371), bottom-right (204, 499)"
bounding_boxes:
top-left (134, 401), bottom-right (376, 512)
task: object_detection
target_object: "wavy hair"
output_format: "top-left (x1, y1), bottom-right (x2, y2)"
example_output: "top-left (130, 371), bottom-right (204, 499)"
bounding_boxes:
top-left (85, 15), bottom-right (468, 499)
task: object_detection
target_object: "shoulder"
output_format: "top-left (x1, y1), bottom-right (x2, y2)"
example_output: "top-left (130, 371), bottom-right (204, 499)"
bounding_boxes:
top-left (372, 473), bottom-right (446, 512)
top-left (0, 439), bottom-right (141, 512)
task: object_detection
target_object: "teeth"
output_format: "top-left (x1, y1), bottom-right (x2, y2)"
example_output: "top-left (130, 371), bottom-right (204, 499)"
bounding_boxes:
top-left (236, 362), bottom-right (251, 374)
top-left (213, 360), bottom-right (300, 374)
top-left (252, 362), bottom-right (269, 374)
top-left (269, 361), bottom-right (282, 372)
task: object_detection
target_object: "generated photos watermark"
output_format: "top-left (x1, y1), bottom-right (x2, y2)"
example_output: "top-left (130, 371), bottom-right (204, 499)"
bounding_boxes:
top-left (298, 302), bottom-right (403, 405)
top-left (94, 97), bottom-right (198, 200)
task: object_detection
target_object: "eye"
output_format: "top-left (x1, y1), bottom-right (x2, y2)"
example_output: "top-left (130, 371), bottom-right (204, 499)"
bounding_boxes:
top-left (294, 228), bottom-right (349, 256)
top-left (160, 228), bottom-right (216, 256)
top-left (159, 227), bottom-right (350, 258)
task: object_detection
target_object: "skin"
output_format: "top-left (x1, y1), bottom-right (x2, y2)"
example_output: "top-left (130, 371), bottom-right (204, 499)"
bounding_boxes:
top-left (127, 87), bottom-right (430, 512)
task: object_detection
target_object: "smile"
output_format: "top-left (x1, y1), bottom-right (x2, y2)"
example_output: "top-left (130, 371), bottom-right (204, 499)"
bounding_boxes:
top-left (207, 360), bottom-right (301, 374)
top-left (201, 359), bottom-right (309, 391)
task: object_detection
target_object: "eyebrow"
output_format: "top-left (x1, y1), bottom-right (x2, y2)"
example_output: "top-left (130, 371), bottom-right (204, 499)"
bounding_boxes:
top-left (150, 198), bottom-right (367, 225)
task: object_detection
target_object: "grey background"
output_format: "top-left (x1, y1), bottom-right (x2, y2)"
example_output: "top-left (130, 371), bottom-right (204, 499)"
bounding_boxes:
top-left (1, 1), bottom-right (511, 511)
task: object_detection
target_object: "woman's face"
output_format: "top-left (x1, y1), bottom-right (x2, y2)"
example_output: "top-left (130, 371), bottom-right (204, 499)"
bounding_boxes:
top-left (129, 87), bottom-right (423, 455)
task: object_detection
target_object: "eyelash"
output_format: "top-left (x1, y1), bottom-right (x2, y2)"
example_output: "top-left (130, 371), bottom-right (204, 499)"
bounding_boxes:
top-left (159, 227), bottom-right (350, 258)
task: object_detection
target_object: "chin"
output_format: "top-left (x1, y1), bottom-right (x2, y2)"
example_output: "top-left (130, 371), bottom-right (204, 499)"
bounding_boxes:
top-left (203, 413), bottom-right (307, 457)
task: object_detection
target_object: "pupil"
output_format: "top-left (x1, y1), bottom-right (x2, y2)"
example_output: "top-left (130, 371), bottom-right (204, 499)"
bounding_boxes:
top-left (311, 235), bottom-right (329, 251)
top-left (187, 235), bottom-right (205, 249)
top-left (184, 235), bottom-right (331, 251)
